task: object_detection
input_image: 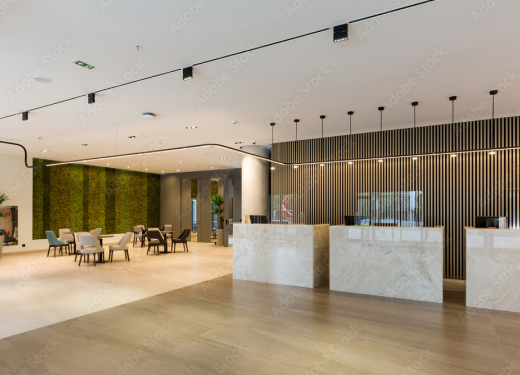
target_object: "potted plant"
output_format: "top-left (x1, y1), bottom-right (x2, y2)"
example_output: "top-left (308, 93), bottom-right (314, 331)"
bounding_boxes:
top-left (0, 193), bottom-right (9, 257)
top-left (210, 194), bottom-right (225, 246)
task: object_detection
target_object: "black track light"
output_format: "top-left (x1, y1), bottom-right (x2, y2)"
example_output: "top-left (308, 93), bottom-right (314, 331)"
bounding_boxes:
top-left (88, 93), bottom-right (95, 104)
top-left (490, 90), bottom-right (498, 120)
top-left (270, 123), bottom-right (275, 146)
top-left (378, 107), bottom-right (384, 131)
top-left (22, 112), bottom-right (28, 121)
top-left (449, 96), bottom-right (457, 124)
top-left (294, 119), bottom-right (300, 141)
top-left (333, 23), bottom-right (348, 43)
top-left (412, 102), bottom-right (419, 128)
top-left (183, 67), bottom-right (193, 81)
top-left (490, 90), bottom-right (498, 96)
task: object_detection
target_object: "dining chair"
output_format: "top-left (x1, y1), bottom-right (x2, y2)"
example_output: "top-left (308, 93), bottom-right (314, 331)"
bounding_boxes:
top-left (171, 229), bottom-right (191, 253)
top-left (59, 229), bottom-right (75, 254)
top-left (108, 232), bottom-right (133, 262)
top-left (0, 229), bottom-right (17, 245)
top-left (133, 225), bottom-right (145, 246)
top-left (74, 232), bottom-right (90, 262)
top-left (89, 229), bottom-right (100, 237)
top-left (95, 228), bottom-right (102, 235)
top-left (163, 224), bottom-right (174, 241)
top-left (146, 230), bottom-right (166, 255)
top-left (46, 231), bottom-right (70, 257)
top-left (78, 235), bottom-right (105, 266)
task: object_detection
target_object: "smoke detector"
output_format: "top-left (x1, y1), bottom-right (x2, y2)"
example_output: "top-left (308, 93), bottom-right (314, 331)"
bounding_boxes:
top-left (142, 113), bottom-right (155, 119)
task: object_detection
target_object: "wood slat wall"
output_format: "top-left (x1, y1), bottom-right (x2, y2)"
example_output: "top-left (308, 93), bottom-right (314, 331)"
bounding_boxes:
top-left (271, 117), bottom-right (520, 280)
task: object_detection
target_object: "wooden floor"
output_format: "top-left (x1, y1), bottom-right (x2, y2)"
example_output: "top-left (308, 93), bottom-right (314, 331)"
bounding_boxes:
top-left (0, 241), bottom-right (233, 339)
top-left (0, 274), bottom-right (519, 374)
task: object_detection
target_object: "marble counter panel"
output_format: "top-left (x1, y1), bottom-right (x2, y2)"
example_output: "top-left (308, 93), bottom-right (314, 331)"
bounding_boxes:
top-left (466, 227), bottom-right (520, 313)
top-left (330, 226), bottom-right (444, 303)
top-left (233, 224), bottom-right (330, 288)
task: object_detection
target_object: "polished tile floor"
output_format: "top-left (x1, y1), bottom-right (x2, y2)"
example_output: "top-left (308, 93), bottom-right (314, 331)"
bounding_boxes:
top-left (1, 269), bottom-right (519, 374)
top-left (2, 243), bottom-right (520, 374)
top-left (0, 241), bottom-right (233, 339)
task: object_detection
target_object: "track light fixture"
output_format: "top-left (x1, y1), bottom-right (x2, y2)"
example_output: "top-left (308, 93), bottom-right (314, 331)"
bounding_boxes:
top-left (22, 112), bottom-right (28, 121)
top-left (88, 93), bottom-right (95, 104)
top-left (270, 123), bottom-right (275, 146)
top-left (412, 102), bottom-right (419, 128)
top-left (333, 23), bottom-right (348, 43)
top-left (183, 67), bottom-right (193, 81)
top-left (320, 115), bottom-right (326, 138)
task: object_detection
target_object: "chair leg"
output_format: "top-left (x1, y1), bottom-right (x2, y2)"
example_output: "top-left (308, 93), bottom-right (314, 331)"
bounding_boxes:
top-left (110, 250), bottom-right (113, 263)
top-left (75, 252), bottom-right (78, 262)
top-left (185, 242), bottom-right (188, 252)
top-left (54, 246), bottom-right (56, 257)
top-left (47, 246), bottom-right (50, 257)
top-left (126, 250), bottom-right (130, 261)
top-left (78, 254), bottom-right (83, 266)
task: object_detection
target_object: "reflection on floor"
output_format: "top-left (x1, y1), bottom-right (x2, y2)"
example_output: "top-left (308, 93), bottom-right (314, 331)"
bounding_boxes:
top-left (0, 241), bottom-right (232, 339)
top-left (0, 275), bottom-right (519, 374)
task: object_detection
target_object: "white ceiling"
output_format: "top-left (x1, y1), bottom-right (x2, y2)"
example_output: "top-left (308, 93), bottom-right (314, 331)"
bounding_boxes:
top-left (1, 0), bottom-right (519, 173)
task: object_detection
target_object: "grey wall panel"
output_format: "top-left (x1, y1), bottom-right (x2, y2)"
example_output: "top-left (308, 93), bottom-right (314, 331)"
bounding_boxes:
top-left (272, 116), bottom-right (520, 280)
top-left (160, 175), bottom-right (181, 236)
top-left (181, 179), bottom-right (192, 241)
top-left (197, 179), bottom-right (212, 243)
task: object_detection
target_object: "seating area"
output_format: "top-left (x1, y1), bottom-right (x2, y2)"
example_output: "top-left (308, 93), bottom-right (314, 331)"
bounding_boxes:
top-left (43, 225), bottom-right (190, 266)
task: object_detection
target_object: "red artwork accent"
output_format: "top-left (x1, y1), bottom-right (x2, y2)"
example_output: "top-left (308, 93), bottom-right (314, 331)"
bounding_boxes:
top-left (6, 212), bottom-right (10, 217)
top-left (7, 231), bottom-right (10, 235)
top-left (282, 195), bottom-right (293, 221)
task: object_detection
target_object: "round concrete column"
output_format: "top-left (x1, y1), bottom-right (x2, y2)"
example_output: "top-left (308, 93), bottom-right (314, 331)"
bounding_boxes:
top-left (241, 145), bottom-right (270, 223)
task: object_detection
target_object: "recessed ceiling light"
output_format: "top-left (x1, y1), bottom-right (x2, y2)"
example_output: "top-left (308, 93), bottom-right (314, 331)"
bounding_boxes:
top-left (210, 167), bottom-right (215, 169)
top-left (220, 157), bottom-right (226, 160)
top-left (489, 151), bottom-right (496, 155)
top-left (294, 166), bottom-right (298, 169)
top-left (142, 113), bottom-right (155, 119)
top-left (145, 169), bottom-right (148, 171)
top-left (142, 165), bottom-right (147, 167)
top-left (41, 150), bottom-right (48, 153)
top-left (176, 169), bottom-right (181, 172)
top-left (270, 167), bottom-right (275, 170)
top-left (128, 136), bottom-right (137, 139)
top-left (235, 142), bottom-right (244, 145)
top-left (107, 164), bottom-right (110, 166)
top-left (162, 171), bottom-right (164, 173)
top-left (450, 154), bottom-right (457, 158)
top-left (320, 164), bottom-right (325, 167)
top-left (34, 77), bottom-right (52, 83)
top-left (348, 162), bottom-right (353, 165)
top-left (36, 136), bottom-right (42, 140)
top-left (127, 166), bottom-right (130, 168)
top-left (80, 144), bottom-right (88, 146)
top-left (412, 157), bottom-right (418, 160)
top-left (186, 126), bottom-right (197, 129)
top-left (178, 161), bottom-right (184, 164)
top-left (182, 148), bottom-right (190, 151)
top-left (378, 160), bottom-right (383, 163)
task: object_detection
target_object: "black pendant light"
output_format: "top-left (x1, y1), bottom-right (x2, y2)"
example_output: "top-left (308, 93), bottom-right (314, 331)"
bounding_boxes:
top-left (449, 96), bottom-right (457, 125)
top-left (320, 115), bottom-right (326, 166)
top-left (378, 107), bottom-right (384, 131)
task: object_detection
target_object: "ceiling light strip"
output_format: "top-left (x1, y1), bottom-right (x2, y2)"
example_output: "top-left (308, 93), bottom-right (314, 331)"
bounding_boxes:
top-left (349, 0), bottom-right (441, 24)
top-left (1, 138), bottom-right (515, 171)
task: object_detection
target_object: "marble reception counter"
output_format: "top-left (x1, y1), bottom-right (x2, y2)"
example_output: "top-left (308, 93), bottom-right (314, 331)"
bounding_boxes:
top-left (330, 226), bottom-right (444, 303)
top-left (466, 227), bottom-right (520, 313)
top-left (233, 224), bottom-right (330, 288)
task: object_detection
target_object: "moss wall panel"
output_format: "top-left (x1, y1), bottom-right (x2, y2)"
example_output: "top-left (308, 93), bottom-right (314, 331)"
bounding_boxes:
top-left (88, 166), bottom-right (101, 230)
top-left (32, 159), bottom-right (160, 239)
top-left (32, 158), bottom-right (44, 239)
top-left (119, 170), bottom-right (131, 232)
top-left (105, 168), bottom-right (116, 235)
top-left (49, 164), bottom-right (71, 232)
top-left (70, 164), bottom-right (84, 232)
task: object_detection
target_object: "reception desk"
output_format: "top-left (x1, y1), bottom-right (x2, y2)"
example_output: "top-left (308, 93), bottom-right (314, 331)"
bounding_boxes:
top-left (330, 226), bottom-right (444, 303)
top-left (466, 227), bottom-right (520, 313)
top-left (233, 224), bottom-right (330, 288)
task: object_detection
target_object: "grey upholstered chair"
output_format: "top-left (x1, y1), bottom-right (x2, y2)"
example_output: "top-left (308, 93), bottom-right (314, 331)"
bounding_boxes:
top-left (133, 225), bottom-right (145, 246)
top-left (171, 229), bottom-right (190, 253)
top-left (108, 232), bottom-right (133, 262)
top-left (147, 230), bottom-right (166, 255)
top-left (78, 235), bottom-right (105, 266)
top-left (163, 224), bottom-right (174, 241)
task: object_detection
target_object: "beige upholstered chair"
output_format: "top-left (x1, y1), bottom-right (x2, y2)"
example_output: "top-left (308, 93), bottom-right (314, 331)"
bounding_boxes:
top-left (133, 225), bottom-right (145, 246)
top-left (108, 232), bottom-right (133, 262)
top-left (163, 224), bottom-right (174, 241)
top-left (89, 229), bottom-right (100, 237)
top-left (78, 235), bottom-right (105, 266)
top-left (74, 232), bottom-right (90, 261)
top-left (59, 228), bottom-right (74, 242)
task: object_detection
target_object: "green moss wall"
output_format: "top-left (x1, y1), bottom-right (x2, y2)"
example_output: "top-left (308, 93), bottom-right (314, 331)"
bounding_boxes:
top-left (33, 159), bottom-right (160, 239)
